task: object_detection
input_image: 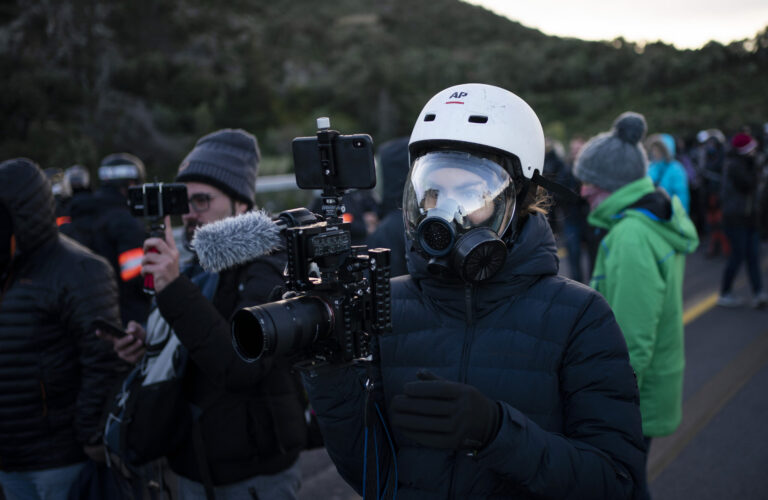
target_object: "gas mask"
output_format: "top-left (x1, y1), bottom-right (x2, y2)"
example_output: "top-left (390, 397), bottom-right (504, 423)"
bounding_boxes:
top-left (403, 150), bottom-right (516, 282)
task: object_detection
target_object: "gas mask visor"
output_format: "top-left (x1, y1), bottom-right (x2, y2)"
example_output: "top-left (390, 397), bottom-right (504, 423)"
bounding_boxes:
top-left (403, 150), bottom-right (516, 282)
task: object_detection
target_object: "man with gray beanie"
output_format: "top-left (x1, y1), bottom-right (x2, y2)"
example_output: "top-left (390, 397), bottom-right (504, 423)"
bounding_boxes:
top-left (101, 129), bottom-right (307, 499)
top-left (574, 112), bottom-right (699, 496)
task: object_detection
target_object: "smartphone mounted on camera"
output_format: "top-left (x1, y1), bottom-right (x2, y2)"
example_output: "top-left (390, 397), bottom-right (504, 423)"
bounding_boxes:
top-left (292, 130), bottom-right (376, 190)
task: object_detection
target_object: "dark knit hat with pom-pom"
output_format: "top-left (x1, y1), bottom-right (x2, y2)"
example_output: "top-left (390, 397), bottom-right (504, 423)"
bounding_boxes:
top-left (574, 111), bottom-right (649, 192)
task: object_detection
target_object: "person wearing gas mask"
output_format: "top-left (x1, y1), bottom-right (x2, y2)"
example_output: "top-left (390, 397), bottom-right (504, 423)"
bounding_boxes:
top-left (301, 84), bottom-right (647, 499)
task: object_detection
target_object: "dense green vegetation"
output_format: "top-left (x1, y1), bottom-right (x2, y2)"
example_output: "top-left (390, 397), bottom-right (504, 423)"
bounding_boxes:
top-left (2, 0), bottom-right (766, 182)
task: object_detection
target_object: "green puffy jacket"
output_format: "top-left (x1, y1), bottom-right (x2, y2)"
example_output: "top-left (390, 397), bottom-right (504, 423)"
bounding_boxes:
top-left (589, 176), bottom-right (699, 436)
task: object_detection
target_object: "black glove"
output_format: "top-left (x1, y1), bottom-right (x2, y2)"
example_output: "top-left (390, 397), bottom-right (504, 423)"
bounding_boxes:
top-left (390, 369), bottom-right (500, 451)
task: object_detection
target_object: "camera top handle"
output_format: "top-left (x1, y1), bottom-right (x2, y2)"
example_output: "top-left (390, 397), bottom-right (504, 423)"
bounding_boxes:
top-left (315, 117), bottom-right (348, 224)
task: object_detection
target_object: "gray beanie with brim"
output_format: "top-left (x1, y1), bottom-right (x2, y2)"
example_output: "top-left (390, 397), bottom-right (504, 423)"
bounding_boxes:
top-left (574, 112), bottom-right (648, 192)
top-left (176, 129), bottom-right (260, 208)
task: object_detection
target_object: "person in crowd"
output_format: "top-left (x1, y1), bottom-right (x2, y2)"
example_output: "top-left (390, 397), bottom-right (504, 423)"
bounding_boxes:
top-left (646, 133), bottom-right (690, 213)
top-left (715, 132), bottom-right (768, 308)
top-left (43, 167), bottom-right (73, 225)
top-left (0, 159), bottom-right (122, 500)
top-left (698, 129), bottom-right (730, 257)
top-left (679, 136), bottom-right (706, 236)
top-left (101, 129), bottom-right (307, 499)
top-left (547, 136), bottom-right (591, 283)
top-left (367, 136), bottom-right (410, 277)
top-left (542, 138), bottom-right (567, 236)
top-left (302, 84), bottom-right (647, 498)
top-left (573, 112), bottom-right (699, 495)
top-left (60, 153), bottom-right (150, 325)
top-left (64, 164), bottom-right (92, 195)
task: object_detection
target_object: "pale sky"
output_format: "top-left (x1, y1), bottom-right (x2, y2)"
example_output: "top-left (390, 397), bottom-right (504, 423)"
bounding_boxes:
top-left (464, 0), bottom-right (768, 49)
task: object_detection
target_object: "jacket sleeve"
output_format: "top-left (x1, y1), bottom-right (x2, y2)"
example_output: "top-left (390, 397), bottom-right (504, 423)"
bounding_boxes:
top-left (155, 272), bottom-right (275, 391)
top-left (475, 293), bottom-right (646, 499)
top-left (301, 359), bottom-right (385, 495)
top-left (601, 225), bottom-right (666, 386)
top-left (105, 212), bottom-right (146, 283)
top-left (667, 162), bottom-right (690, 213)
top-left (61, 255), bottom-right (123, 444)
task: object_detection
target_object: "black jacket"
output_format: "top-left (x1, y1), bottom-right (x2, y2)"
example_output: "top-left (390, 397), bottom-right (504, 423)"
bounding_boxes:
top-left (367, 211), bottom-right (408, 278)
top-left (154, 252), bottom-right (307, 486)
top-left (305, 214), bottom-right (646, 498)
top-left (720, 152), bottom-right (760, 227)
top-left (0, 159), bottom-right (122, 471)
top-left (61, 186), bottom-right (150, 325)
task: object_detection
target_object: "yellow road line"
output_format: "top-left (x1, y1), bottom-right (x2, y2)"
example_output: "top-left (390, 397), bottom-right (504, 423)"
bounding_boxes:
top-left (683, 292), bottom-right (719, 325)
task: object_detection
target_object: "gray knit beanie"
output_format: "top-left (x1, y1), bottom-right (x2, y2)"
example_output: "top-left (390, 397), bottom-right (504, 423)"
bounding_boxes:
top-left (574, 112), bottom-right (648, 192)
top-left (176, 129), bottom-right (260, 209)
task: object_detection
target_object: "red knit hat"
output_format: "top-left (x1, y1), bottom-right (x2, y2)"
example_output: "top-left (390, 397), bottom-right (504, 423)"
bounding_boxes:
top-left (731, 133), bottom-right (758, 155)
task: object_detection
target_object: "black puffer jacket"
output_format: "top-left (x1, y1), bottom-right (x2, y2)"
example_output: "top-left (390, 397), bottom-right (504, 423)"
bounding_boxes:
top-left (305, 214), bottom-right (646, 499)
top-left (155, 252), bottom-right (307, 486)
top-left (0, 159), bottom-right (122, 471)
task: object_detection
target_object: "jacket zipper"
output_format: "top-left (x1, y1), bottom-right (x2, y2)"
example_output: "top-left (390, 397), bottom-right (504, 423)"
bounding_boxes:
top-left (450, 284), bottom-right (476, 499)
top-left (460, 284), bottom-right (475, 383)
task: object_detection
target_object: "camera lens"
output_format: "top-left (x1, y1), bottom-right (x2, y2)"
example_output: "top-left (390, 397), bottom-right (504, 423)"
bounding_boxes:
top-left (232, 296), bottom-right (333, 361)
top-left (353, 139), bottom-right (363, 148)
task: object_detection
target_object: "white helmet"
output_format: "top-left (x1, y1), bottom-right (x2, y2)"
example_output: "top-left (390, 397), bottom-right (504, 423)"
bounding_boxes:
top-left (408, 83), bottom-right (545, 179)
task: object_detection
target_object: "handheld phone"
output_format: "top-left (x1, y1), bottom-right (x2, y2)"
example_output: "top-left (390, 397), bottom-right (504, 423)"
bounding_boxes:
top-left (127, 183), bottom-right (189, 218)
top-left (90, 317), bottom-right (128, 339)
top-left (126, 182), bottom-right (189, 294)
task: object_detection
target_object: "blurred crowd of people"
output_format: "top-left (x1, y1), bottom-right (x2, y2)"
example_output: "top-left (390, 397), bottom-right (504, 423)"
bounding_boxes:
top-left (2, 86), bottom-right (768, 500)
top-left (544, 123), bottom-right (768, 307)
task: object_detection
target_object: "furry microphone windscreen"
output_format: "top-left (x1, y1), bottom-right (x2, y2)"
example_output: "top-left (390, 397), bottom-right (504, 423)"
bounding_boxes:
top-left (192, 210), bottom-right (283, 272)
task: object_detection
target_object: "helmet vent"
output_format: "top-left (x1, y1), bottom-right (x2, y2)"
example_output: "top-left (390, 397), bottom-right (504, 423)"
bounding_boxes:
top-left (424, 114), bottom-right (436, 122)
top-left (468, 115), bottom-right (488, 123)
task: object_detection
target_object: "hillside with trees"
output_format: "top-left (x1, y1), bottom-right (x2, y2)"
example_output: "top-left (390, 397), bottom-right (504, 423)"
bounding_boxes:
top-left (2, 0), bottom-right (766, 181)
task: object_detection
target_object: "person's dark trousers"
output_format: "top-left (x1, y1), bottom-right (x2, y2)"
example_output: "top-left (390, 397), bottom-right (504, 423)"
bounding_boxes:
top-left (720, 225), bottom-right (763, 295)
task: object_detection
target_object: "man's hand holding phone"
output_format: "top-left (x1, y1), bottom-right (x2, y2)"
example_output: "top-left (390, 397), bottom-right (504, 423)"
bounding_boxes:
top-left (141, 215), bottom-right (180, 294)
top-left (94, 319), bottom-right (147, 364)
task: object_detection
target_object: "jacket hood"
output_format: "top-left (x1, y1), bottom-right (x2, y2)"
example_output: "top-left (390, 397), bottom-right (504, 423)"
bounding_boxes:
top-left (405, 213), bottom-right (559, 315)
top-left (589, 176), bottom-right (698, 254)
top-left (0, 159), bottom-right (57, 255)
top-left (646, 133), bottom-right (676, 162)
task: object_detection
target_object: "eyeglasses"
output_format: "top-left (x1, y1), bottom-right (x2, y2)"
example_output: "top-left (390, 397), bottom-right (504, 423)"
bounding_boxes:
top-left (188, 193), bottom-right (215, 213)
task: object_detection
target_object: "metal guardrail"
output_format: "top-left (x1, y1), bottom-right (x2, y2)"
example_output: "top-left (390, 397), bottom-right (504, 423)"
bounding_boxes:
top-left (255, 174), bottom-right (298, 193)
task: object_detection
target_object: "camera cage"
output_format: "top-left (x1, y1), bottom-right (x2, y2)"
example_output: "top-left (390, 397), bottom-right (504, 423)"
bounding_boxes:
top-left (233, 118), bottom-right (392, 366)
